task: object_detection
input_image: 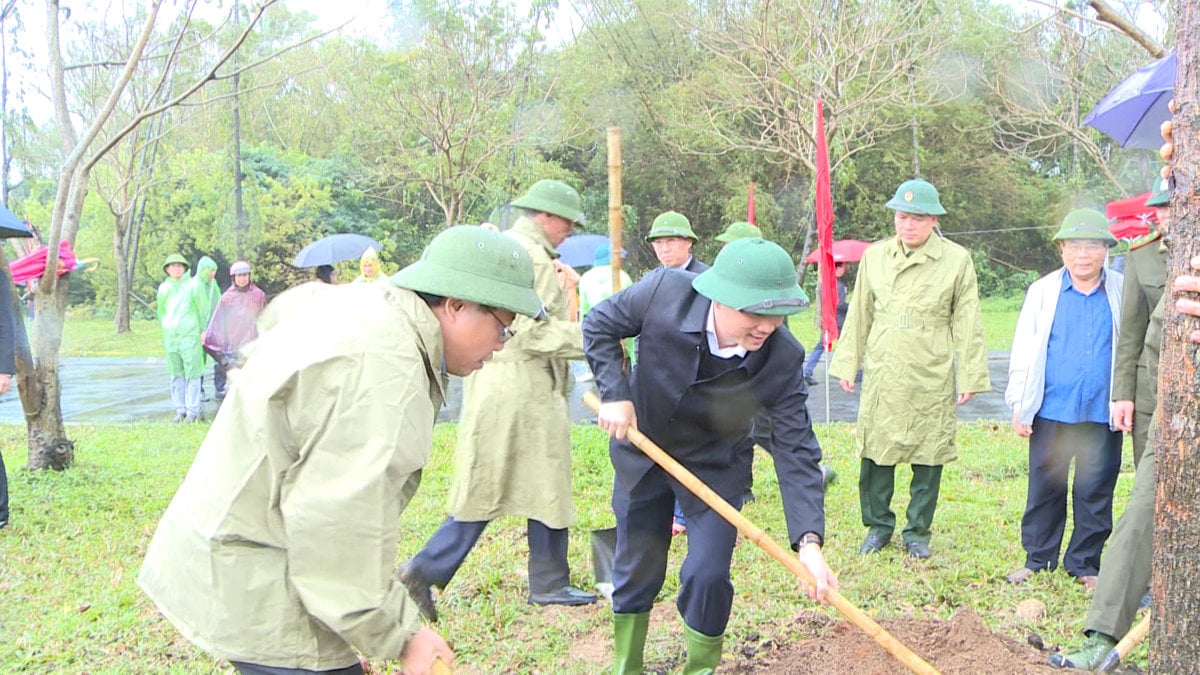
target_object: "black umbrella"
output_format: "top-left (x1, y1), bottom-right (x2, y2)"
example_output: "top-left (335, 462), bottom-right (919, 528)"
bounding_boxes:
top-left (0, 204), bottom-right (33, 239)
top-left (292, 233), bottom-right (383, 268)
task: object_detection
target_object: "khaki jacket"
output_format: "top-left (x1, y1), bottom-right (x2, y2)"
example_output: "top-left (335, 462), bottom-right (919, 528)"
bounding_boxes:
top-left (139, 283), bottom-right (446, 670)
top-left (448, 217), bottom-right (584, 527)
top-left (829, 235), bottom-right (990, 465)
top-left (1112, 235), bottom-right (1167, 406)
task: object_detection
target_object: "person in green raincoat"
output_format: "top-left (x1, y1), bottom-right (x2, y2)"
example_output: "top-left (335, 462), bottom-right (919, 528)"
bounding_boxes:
top-left (157, 253), bottom-right (206, 422)
top-left (354, 246), bottom-right (389, 283)
top-left (828, 179), bottom-right (990, 560)
top-left (138, 226), bottom-right (543, 675)
top-left (189, 256), bottom-right (221, 401)
top-left (401, 179), bottom-right (596, 621)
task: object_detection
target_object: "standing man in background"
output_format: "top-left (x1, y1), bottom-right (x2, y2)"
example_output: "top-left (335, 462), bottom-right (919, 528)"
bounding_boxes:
top-left (402, 180), bottom-right (596, 621)
top-left (0, 268), bottom-right (15, 530)
top-left (803, 261), bottom-right (848, 386)
top-left (1005, 209), bottom-right (1123, 589)
top-left (829, 179), bottom-right (990, 560)
top-left (646, 211), bottom-right (707, 273)
top-left (158, 254), bottom-right (205, 423)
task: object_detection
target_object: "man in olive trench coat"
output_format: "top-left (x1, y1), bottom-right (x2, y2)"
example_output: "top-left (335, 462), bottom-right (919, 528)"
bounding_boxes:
top-left (138, 226), bottom-right (543, 675)
top-left (829, 179), bottom-right (990, 560)
top-left (402, 180), bottom-right (596, 620)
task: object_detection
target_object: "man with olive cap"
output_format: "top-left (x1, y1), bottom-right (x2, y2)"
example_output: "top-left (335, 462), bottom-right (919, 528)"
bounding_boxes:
top-left (1049, 179), bottom-right (1169, 668)
top-left (138, 226), bottom-right (543, 675)
top-left (584, 237), bottom-right (836, 674)
top-left (646, 210), bottom-right (708, 272)
top-left (1005, 209), bottom-right (1123, 589)
top-left (402, 179), bottom-right (597, 619)
top-left (829, 179), bottom-right (990, 560)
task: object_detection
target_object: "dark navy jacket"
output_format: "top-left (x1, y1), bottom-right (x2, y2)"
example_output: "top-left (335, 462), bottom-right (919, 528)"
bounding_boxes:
top-left (583, 268), bottom-right (825, 546)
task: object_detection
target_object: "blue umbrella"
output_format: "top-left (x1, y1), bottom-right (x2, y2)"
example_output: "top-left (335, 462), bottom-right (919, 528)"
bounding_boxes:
top-left (1083, 51), bottom-right (1175, 150)
top-left (292, 233), bottom-right (383, 268)
top-left (557, 234), bottom-right (625, 269)
top-left (0, 203), bottom-right (33, 239)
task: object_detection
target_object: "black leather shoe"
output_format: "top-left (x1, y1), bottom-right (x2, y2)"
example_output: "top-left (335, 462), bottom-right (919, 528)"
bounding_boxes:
top-left (398, 564), bottom-right (438, 622)
top-left (529, 585), bottom-right (598, 607)
top-left (858, 533), bottom-right (890, 555)
top-left (905, 541), bottom-right (931, 559)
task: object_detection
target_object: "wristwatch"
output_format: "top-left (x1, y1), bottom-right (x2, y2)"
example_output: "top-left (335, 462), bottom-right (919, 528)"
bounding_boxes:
top-left (799, 532), bottom-right (823, 549)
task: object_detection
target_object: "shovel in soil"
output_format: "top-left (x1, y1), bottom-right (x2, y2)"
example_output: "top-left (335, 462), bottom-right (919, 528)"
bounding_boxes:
top-left (583, 392), bottom-right (939, 675)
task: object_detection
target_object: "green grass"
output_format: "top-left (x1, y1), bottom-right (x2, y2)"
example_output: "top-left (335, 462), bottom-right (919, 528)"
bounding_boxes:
top-left (59, 317), bottom-right (163, 358)
top-left (0, 421), bottom-right (1146, 672)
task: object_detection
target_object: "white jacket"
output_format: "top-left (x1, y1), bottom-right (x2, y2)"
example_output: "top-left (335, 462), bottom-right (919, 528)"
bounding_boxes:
top-left (1005, 267), bottom-right (1123, 429)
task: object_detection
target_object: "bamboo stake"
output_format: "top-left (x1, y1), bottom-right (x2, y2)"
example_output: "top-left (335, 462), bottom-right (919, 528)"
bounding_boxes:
top-left (582, 391), bottom-right (939, 675)
top-left (606, 125), bottom-right (623, 293)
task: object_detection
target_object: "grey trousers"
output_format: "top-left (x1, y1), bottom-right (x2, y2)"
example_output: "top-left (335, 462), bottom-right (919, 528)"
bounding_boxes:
top-left (1084, 438), bottom-right (1154, 639)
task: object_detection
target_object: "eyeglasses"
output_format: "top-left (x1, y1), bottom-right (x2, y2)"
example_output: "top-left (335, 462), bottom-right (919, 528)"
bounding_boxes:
top-left (484, 307), bottom-right (517, 343)
top-left (1061, 241), bottom-right (1108, 253)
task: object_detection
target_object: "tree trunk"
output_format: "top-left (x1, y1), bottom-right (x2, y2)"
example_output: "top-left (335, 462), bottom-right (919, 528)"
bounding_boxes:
top-left (1149, 0), bottom-right (1199, 668)
top-left (25, 270), bottom-right (73, 470)
top-left (113, 216), bottom-right (131, 333)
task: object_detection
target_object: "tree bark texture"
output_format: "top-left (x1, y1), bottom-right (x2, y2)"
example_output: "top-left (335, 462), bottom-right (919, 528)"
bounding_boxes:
top-left (1150, 0), bottom-right (1200, 668)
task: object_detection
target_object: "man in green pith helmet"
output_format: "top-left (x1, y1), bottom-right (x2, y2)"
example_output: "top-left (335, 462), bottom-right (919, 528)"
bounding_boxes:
top-left (829, 179), bottom-right (990, 560)
top-left (1049, 176), bottom-right (1172, 669)
top-left (1005, 209), bottom-right (1123, 589)
top-left (585, 237), bottom-right (836, 675)
top-left (646, 210), bottom-right (708, 272)
top-left (402, 179), bottom-right (598, 620)
top-left (139, 226), bottom-right (544, 675)
top-left (157, 253), bottom-right (206, 422)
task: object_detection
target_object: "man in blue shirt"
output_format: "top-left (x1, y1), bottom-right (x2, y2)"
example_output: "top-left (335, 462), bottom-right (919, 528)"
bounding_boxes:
top-left (1004, 209), bottom-right (1124, 589)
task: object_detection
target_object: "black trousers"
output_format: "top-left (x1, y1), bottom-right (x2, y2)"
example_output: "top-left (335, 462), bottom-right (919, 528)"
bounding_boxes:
top-left (407, 516), bottom-right (572, 594)
top-left (1020, 416), bottom-right (1122, 577)
top-left (612, 465), bottom-right (741, 637)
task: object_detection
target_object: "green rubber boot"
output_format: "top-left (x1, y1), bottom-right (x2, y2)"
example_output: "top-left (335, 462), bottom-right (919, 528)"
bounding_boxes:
top-left (1048, 631), bottom-right (1118, 669)
top-left (612, 612), bottom-right (650, 675)
top-left (682, 623), bottom-right (724, 674)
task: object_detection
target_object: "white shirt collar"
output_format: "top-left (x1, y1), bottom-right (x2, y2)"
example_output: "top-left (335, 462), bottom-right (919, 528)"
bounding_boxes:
top-left (706, 304), bottom-right (748, 359)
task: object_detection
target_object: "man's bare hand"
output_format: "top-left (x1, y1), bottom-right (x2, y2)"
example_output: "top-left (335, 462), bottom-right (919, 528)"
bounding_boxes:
top-left (597, 400), bottom-right (637, 440)
top-left (0, 373), bottom-right (10, 396)
top-left (1011, 409), bottom-right (1032, 437)
top-left (1174, 255), bottom-right (1200, 343)
top-left (838, 379), bottom-right (855, 393)
top-left (1112, 400), bottom-right (1135, 432)
top-left (797, 544), bottom-right (838, 605)
top-left (957, 392), bottom-right (974, 405)
top-left (400, 628), bottom-right (454, 675)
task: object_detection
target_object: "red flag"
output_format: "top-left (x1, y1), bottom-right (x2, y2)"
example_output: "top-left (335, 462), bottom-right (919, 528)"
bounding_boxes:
top-left (747, 182), bottom-right (756, 224)
top-left (814, 100), bottom-right (838, 351)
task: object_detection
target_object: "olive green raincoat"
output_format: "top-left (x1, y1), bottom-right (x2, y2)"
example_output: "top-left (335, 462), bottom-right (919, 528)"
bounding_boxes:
top-left (448, 216), bottom-right (584, 528)
top-left (828, 235), bottom-right (990, 466)
top-left (139, 282), bottom-right (446, 670)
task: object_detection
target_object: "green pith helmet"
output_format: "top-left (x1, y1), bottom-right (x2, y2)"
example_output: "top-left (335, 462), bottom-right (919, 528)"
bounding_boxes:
top-left (1145, 175), bottom-right (1171, 207)
top-left (645, 211), bottom-right (699, 242)
top-left (885, 179), bottom-right (947, 216)
top-left (1052, 208), bottom-right (1117, 247)
top-left (715, 221), bottom-right (763, 243)
top-left (509, 179), bottom-right (586, 225)
top-left (162, 253), bottom-right (189, 273)
top-left (391, 226), bottom-right (545, 318)
top-left (691, 238), bottom-right (809, 316)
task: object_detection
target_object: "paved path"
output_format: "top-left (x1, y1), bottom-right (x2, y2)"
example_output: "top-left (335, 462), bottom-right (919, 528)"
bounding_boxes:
top-left (0, 353), bottom-right (1014, 425)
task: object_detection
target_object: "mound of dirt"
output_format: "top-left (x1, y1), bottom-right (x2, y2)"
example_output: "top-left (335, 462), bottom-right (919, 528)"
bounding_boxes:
top-left (731, 607), bottom-right (1062, 673)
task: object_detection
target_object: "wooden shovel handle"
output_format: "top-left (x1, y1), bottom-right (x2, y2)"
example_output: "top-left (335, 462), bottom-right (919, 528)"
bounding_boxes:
top-left (583, 392), bottom-right (939, 675)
